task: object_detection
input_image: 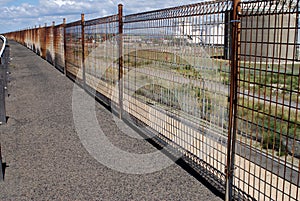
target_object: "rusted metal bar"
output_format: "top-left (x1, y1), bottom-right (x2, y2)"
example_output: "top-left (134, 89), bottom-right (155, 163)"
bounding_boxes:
top-left (33, 26), bottom-right (37, 54)
top-left (118, 4), bottom-right (123, 119)
top-left (42, 23), bottom-right (47, 59)
top-left (224, 10), bottom-right (231, 60)
top-left (63, 18), bottom-right (67, 75)
top-left (50, 21), bottom-right (55, 65)
top-left (225, 0), bottom-right (240, 200)
top-left (81, 14), bottom-right (86, 88)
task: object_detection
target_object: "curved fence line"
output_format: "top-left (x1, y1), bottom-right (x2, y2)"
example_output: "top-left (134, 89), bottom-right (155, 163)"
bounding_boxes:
top-left (0, 35), bottom-right (7, 58)
top-left (3, 1), bottom-right (300, 200)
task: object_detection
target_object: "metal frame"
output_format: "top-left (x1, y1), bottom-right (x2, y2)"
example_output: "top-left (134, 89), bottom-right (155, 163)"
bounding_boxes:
top-left (234, 1), bottom-right (300, 200)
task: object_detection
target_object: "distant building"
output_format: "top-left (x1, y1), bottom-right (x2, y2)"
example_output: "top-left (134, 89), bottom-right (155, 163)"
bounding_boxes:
top-left (240, 1), bottom-right (297, 62)
top-left (174, 2), bottom-right (298, 62)
top-left (175, 20), bottom-right (225, 46)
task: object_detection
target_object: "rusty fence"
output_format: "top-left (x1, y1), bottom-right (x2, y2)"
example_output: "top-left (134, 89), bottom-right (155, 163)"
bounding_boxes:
top-left (235, 1), bottom-right (300, 200)
top-left (3, 0), bottom-right (300, 200)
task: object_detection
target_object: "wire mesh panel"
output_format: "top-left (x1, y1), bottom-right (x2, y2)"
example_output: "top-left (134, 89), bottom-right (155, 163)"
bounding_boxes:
top-left (33, 27), bottom-right (41, 55)
top-left (39, 26), bottom-right (47, 59)
top-left (30, 29), bottom-right (34, 50)
top-left (28, 29), bottom-right (34, 50)
top-left (236, 1), bottom-right (300, 200)
top-left (123, 0), bottom-right (232, 191)
top-left (84, 15), bottom-right (119, 105)
top-left (53, 24), bottom-right (65, 72)
top-left (45, 25), bottom-right (55, 65)
top-left (65, 20), bottom-right (83, 81)
top-left (23, 29), bottom-right (32, 50)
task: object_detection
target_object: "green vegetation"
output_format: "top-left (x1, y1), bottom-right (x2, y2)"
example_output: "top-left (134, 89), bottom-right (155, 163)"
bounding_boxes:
top-left (237, 62), bottom-right (299, 102)
top-left (124, 49), bottom-right (199, 78)
top-left (135, 84), bottom-right (180, 109)
top-left (238, 101), bottom-right (300, 156)
top-left (134, 82), bottom-right (215, 123)
top-left (124, 49), bottom-right (215, 118)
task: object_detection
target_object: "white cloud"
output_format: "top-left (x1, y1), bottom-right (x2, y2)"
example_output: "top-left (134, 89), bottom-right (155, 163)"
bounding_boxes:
top-left (0, 0), bottom-right (13, 6)
top-left (52, 0), bottom-right (76, 7)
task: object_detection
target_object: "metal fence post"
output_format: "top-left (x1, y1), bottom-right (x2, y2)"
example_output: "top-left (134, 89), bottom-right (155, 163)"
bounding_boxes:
top-left (118, 4), bottom-right (124, 119)
top-left (42, 23), bottom-right (47, 59)
top-left (224, 10), bottom-right (231, 60)
top-left (63, 18), bottom-right (67, 76)
top-left (51, 21), bottom-right (55, 65)
top-left (35, 26), bottom-right (38, 53)
top-left (39, 25), bottom-right (42, 56)
top-left (81, 14), bottom-right (86, 88)
top-left (225, 0), bottom-right (240, 200)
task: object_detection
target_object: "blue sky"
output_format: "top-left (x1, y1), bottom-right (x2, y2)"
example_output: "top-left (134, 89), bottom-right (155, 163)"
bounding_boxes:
top-left (0, 0), bottom-right (202, 34)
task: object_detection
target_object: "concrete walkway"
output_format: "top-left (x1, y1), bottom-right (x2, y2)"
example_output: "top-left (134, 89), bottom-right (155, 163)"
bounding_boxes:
top-left (0, 41), bottom-right (222, 201)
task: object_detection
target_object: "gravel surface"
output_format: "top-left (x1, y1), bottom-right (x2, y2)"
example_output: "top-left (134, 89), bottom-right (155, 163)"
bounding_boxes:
top-left (0, 41), bottom-right (223, 201)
